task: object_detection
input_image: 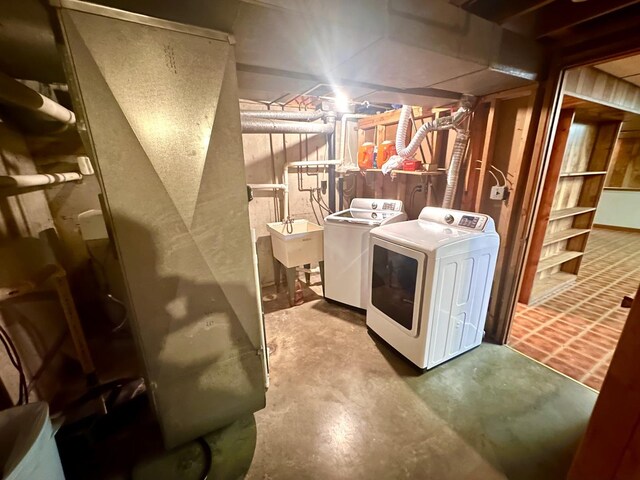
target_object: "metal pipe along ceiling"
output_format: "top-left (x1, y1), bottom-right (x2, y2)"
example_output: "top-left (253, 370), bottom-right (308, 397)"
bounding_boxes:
top-left (0, 71), bottom-right (76, 125)
top-left (240, 110), bottom-right (325, 122)
top-left (241, 117), bottom-right (334, 134)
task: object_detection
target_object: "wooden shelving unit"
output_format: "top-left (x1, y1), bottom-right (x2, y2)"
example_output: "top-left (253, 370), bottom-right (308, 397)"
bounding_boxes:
top-left (548, 206), bottom-right (596, 221)
top-left (530, 272), bottom-right (577, 304)
top-left (542, 228), bottom-right (591, 246)
top-left (536, 250), bottom-right (584, 272)
top-left (520, 107), bottom-right (621, 304)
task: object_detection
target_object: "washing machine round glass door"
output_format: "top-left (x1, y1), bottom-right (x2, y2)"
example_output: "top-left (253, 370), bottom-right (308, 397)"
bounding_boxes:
top-left (369, 238), bottom-right (425, 337)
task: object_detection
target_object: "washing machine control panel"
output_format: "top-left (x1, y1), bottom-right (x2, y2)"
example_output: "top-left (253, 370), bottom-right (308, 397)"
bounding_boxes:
top-left (351, 198), bottom-right (404, 212)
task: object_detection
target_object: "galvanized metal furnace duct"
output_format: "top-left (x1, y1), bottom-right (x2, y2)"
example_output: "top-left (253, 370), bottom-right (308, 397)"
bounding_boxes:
top-left (52, 0), bottom-right (267, 448)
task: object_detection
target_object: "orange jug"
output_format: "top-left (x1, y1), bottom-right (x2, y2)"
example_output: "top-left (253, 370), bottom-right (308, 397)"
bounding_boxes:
top-left (377, 140), bottom-right (396, 168)
top-left (358, 142), bottom-right (375, 169)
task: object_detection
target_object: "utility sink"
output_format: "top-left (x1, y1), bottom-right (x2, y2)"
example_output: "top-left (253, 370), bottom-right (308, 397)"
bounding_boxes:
top-left (267, 220), bottom-right (323, 268)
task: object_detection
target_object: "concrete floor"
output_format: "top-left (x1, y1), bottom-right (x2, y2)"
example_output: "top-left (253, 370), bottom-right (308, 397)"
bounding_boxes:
top-left (242, 283), bottom-right (597, 480)
top-left (61, 281), bottom-right (598, 479)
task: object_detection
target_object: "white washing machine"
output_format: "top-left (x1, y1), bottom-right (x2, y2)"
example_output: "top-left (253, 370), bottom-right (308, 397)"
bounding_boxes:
top-left (324, 198), bottom-right (407, 309)
top-left (366, 207), bottom-right (499, 369)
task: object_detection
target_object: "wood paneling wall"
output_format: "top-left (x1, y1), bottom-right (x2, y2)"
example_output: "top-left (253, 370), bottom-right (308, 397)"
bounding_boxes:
top-left (462, 86), bottom-right (541, 340)
top-left (564, 67), bottom-right (640, 115)
top-left (606, 118), bottom-right (640, 189)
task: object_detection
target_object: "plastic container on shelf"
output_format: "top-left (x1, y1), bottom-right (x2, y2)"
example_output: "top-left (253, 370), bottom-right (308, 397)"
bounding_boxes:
top-left (357, 142), bottom-right (375, 169)
top-left (402, 159), bottom-right (423, 171)
top-left (266, 219), bottom-right (324, 268)
top-left (0, 402), bottom-right (65, 480)
top-left (377, 140), bottom-right (396, 169)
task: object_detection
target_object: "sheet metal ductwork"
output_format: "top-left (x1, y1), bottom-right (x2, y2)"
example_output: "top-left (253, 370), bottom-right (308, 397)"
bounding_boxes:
top-left (233, 0), bottom-right (544, 105)
top-left (2, 0), bottom-right (543, 106)
top-left (52, 0), bottom-right (267, 448)
top-left (0, 0), bottom-right (66, 82)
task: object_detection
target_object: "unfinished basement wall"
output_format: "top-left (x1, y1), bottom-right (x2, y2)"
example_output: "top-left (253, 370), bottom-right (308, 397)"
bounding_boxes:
top-left (240, 101), bottom-right (335, 286)
top-left (460, 85), bottom-right (541, 340)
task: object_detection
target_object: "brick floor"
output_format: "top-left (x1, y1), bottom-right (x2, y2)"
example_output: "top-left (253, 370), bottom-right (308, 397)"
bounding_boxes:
top-left (509, 228), bottom-right (640, 390)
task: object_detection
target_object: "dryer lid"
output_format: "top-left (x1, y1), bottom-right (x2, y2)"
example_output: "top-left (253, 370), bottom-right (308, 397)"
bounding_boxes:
top-left (370, 207), bottom-right (498, 253)
top-left (371, 220), bottom-right (484, 252)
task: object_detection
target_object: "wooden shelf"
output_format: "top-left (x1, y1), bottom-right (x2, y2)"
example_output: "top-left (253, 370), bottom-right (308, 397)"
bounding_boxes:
top-left (549, 206), bottom-right (596, 221)
top-left (530, 272), bottom-right (577, 304)
top-left (542, 228), bottom-right (591, 246)
top-left (537, 250), bottom-right (584, 272)
top-left (559, 171), bottom-right (607, 177)
top-left (521, 113), bottom-right (619, 306)
top-left (365, 169), bottom-right (444, 176)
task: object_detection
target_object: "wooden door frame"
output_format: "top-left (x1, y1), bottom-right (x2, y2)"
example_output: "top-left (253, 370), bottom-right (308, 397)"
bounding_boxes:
top-left (490, 67), bottom-right (565, 343)
top-left (498, 46), bottom-right (640, 345)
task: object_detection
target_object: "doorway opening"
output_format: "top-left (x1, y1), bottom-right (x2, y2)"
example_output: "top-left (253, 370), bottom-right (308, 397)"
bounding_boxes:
top-left (509, 56), bottom-right (640, 390)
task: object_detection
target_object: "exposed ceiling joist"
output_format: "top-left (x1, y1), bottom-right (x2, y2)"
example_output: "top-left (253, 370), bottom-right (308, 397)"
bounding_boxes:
top-left (533, 0), bottom-right (640, 39)
top-left (461, 0), bottom-right (554, 25)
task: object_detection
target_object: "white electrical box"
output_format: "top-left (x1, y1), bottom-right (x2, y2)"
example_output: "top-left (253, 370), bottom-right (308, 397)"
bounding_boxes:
top-left (490, 186), bottom-right (507, 201)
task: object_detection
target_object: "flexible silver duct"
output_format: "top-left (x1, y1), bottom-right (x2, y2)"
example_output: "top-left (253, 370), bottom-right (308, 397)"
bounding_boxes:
top-left (241, 117), bottom-right (334, 134)
top-left (382, 103), bottom-right (472, 175)
top-left (385, 96), bottom-right (474, 208)
top-left (442, 128), bottom-right (470, 209)
top-left (395, 105), bottom-right (469, 159)
top-left (241, 110), bottom-right (325, 122)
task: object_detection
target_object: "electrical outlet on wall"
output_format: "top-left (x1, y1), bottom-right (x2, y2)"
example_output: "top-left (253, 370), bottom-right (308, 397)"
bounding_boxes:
top-left (490, 185), bottom-right (508, 201)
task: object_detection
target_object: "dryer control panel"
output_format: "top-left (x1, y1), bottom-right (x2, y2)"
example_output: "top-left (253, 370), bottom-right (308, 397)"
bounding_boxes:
top-left (418, 207), bottom-right (494, 232)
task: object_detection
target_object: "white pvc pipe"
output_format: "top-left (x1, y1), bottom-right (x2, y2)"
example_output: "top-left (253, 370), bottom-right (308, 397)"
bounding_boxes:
top-left (287, 160), bottom-right (342, 167)
top-left (340, 114), bottom-right (368, 170)
top-left (0, 172), bottom-right (82, 189)
top-left (248, 184), bottom-right (287, 190)
top-left (249, 227), bottom-right (270, 389)
top-left (283, 162), bottom-right (289, 219)
top-left (0, 71), bottom-right (76, 125)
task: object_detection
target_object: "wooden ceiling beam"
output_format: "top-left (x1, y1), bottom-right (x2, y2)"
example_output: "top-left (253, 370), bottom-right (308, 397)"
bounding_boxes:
top-left (534, 0), bottom-right (640, 39)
